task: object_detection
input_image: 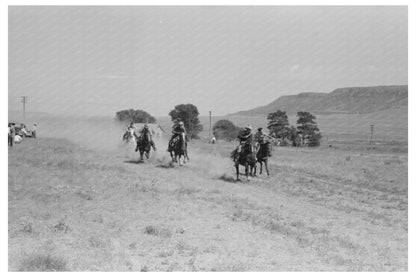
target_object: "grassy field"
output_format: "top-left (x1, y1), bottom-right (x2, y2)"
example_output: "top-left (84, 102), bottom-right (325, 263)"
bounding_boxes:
top-left (8, 134), bottom-right (407, 271)
top-left (208, 107), bottom-right (408, 143)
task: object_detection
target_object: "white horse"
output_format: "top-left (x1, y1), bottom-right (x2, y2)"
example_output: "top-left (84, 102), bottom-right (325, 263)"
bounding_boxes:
top-left (122, 129), bottom-right (136, 144)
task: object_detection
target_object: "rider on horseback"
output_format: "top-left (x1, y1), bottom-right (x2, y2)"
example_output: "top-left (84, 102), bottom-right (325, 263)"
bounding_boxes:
top-left (139, 124), bottom-right (156, 151)
top-left (235, 125), bottom-right (254, 156)
top-left (126, 122), bottom-right (136, 133)
top-left (254, 127), bottom-right (274, 157)
top-left (123, 122), bottom-right (136, 141)
top-left (168, 119), bottom-right (187, 152)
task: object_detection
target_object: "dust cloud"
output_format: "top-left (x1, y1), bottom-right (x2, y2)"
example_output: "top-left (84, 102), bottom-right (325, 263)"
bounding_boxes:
top-left (30, 115), bottom-right (131, 152)
top-left (20, 113), bottom-right (235, 178)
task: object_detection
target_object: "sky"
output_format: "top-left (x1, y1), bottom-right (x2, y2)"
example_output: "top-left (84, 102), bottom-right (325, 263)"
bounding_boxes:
top-left (8, 6), bottom-right (408, 117)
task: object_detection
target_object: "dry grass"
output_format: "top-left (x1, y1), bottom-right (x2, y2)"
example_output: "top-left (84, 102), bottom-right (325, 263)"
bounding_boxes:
top-left (143, 225), bottom-right (172, 238)
top-left (19, 253), bottom-right (68, 271)
top-left (8, 136), bottom-right (407, 271)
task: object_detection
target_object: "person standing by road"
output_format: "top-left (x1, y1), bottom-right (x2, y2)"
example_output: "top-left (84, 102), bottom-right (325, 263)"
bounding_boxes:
top-left (8, 123), bottom-right (15, 147)
top-left (32, 123), bottom-right (37, 138)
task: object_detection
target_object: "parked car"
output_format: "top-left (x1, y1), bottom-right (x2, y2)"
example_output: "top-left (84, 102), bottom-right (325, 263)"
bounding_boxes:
top-left (9, 122), bottom-right (34, 138)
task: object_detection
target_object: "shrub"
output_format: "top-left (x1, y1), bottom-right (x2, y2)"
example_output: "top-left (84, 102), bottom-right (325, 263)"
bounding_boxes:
top-left (143, 225), bottom-right (172, 238)
top-left (212, 119), bottom-right (241, 141)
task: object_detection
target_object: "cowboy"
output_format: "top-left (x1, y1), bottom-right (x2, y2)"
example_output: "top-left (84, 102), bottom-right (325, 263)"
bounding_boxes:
top-left (139, 123), bottom-right (156, 151)
top-left (126, 122), bottom-right (136, 133)
top-left (168, 120), bottom-right (186, 151)
top-left (254, 127), bottom-right (274, 156)
top-left (254, 127), bottom-right (274, 144)
top-left (123, 122), bottom-right (136, 139)
top-left (236, 125), bottom-right (254, 154)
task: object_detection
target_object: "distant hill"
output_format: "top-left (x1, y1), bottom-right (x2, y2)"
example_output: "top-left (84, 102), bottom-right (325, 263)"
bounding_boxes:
top-left (232, 85), bottom-right (408, 116)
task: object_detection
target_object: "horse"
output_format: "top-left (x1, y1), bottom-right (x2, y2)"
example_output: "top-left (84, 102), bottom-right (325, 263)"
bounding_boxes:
top-left (134, 129), bottom-right (155, 161)
top-left (256, 141), bottom-right (271, 176)
top-left (122, 129), bottom-right (136, 144)
top-left (169, 134), bottom-right (188, 166)
top-left (231, 143), bottom-right (257, 181)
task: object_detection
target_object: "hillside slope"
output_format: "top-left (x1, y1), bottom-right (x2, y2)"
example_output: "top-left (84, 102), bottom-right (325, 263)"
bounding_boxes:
top-left (233, 85), bottom-right (407, 116)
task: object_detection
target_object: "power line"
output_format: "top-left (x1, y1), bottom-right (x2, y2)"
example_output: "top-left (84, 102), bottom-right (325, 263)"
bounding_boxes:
top-left (369, 124), bottom-right (374, 145)
top-left (209, 111), bottom-right (212, 141)
top-left (20, 96), bottom-right (28, 123)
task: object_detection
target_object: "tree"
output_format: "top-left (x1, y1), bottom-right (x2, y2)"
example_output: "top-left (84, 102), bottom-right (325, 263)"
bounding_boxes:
top-left (115, 109), bottom-right (156, 123)
top-left (169, 104), bottom-right (203, 139)
top-left (296, 111), bottom-right (321, 147)
top-left (212, 119), bottom-right (242, 141)
top-left (288, 125), bottom-right (299, 147)
top-left (267, 110), bottom-right (290, 141)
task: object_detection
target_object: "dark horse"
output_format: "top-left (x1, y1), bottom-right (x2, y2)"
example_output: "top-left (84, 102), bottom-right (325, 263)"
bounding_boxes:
top-left (134, 129), bottom-right (155, 161)
top-left (231, 143), bottom-right (257, 181)
top-left (169, 134), bottom-right (189, 166)
top-left (256, 141), bottom-right (271, 176)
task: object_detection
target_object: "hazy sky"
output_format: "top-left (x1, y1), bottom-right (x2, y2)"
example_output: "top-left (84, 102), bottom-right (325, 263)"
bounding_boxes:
top-left (9, 6), bottom-right (407, 117)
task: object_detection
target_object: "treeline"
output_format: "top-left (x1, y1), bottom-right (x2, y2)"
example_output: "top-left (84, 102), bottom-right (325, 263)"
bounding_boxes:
top-left (213, 110), bottom-right (322, 147)
top-left (115, 109), bottom-right (156, 124)
top-left (115, 105), bottom-right (321, 146)
top-left (115, 104), bottom-right (203, 139)
top-left (268, 110), bottom-right (321, 147)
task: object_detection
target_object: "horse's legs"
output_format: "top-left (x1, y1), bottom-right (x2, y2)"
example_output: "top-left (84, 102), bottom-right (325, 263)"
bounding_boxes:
top-left (235, 164), bottom-right (240, 181)
top-left (178, 154), bottom-right (182, 166)
top-left (259, 161), bottom-right (263, 175)
top-left (252, 163), bottom-right (257, 177)
top-left (265, 160), bottom-right (270, 176)
top-left (245, 164), bottom-right (250, 181)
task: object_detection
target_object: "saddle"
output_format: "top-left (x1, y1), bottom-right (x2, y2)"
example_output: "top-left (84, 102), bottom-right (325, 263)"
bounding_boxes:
top-left (169, 136), bottom-right (179, 147)
top-left (169, 134), bottom-right (186, 152)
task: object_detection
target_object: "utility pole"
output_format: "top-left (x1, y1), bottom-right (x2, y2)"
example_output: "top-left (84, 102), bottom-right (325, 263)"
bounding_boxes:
top-left (21, 96), bottom-right (28, 123)
top-left (369, 124), bottom-right (374, 145)
top-left (208, 110), bottom-right (212, 141)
